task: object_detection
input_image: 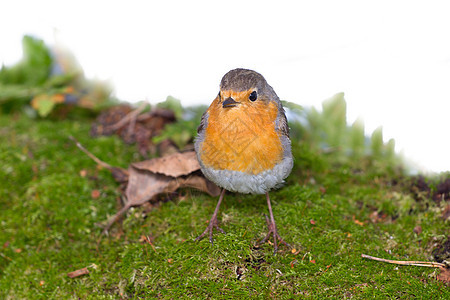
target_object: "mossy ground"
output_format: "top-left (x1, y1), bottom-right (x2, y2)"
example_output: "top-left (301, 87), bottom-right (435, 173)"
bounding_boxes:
top-left (0, 113), bottom-right (448, 299)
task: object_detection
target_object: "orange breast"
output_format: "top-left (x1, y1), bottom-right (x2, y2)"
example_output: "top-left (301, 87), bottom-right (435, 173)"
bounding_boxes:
top-left (199, 98), bottom-right (283, 174)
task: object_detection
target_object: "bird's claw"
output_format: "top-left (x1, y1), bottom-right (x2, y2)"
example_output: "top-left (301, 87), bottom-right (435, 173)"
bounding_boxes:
top-left (195, 219), bottom-right (225, 245)
top-left (257, 214), bottom-right (290, 254)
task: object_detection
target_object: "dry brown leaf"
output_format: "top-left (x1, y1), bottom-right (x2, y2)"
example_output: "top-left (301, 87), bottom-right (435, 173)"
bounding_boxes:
top-left (90, 105), bottom-right (133, 137)
top-left (91, 189), bottom-right (101, 199)
top-left (166, 175), bottom-right (221, 197)
top-left (90, 105), bottom-right (175, 157)
top-left (103, 153), bottom-right (219, 232)
top-left (71, 136), bottom-right (219, 233)
top-left (437, 267), bottom-right (450, 284)
top-left (369, 211), bottom-right (380, 223)
top-left (125, 166), bottom-right (173, 206)
top-left (111, 167), bottom-right (129, 183)
top-left (442, 204), bottom-right (450, 221)
top-left (413, 225), bottom-right (422, 235)
top-left (132, 151), bottom-right (200, 177)
top-left (103, 165), bottom-right (173, 232)
top-left (353, 216), bottom-right (365, 226)
top-left (157, 139), bottom-right (179, 157)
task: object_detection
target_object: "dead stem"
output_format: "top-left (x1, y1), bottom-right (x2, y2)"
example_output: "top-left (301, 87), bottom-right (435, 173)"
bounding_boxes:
top-left (361, 254), bottom-right (447, 268)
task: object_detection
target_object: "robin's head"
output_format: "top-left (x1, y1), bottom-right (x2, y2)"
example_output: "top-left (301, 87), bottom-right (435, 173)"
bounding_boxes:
top-left (218, 68), bottom-right (279, 109)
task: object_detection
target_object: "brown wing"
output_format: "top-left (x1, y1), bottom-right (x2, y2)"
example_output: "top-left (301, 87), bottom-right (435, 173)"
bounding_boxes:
top-left (276, 105), bottom-right (290, 137)
top-left (197, 111), bottom-right (209, 134)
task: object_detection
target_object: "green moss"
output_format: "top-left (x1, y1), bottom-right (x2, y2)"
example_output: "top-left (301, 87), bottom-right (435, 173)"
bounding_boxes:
top-left (0, 113), bottom-right (448, 298)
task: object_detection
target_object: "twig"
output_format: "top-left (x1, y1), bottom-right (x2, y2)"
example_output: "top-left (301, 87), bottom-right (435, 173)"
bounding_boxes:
top-left (69, 136), bottom-right (114, 171)
top-left (67, 267), bottom-right (89, 278)
top-left (361, 254), bottom-right (446, 268)
top-left (143, 235), bottom-right (157, 252)
top-left (102, 203), bottom-right (132, 235)
top-left (108, 102), bottom-right (148, 131)
top-left (126, 103), bottom-right (148, 135)
top-left (0, 252), bottom-right (12, 261)
top-left (70, 135), bottom-right (131, 233)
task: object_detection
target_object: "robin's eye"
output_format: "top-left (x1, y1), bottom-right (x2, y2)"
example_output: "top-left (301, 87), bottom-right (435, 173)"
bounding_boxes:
top-left (249, 91), bottom-right (257, 101)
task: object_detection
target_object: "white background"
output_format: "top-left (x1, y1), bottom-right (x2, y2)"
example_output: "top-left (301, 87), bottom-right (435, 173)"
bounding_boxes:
top-left (1, 0), bottom-right (449, 172)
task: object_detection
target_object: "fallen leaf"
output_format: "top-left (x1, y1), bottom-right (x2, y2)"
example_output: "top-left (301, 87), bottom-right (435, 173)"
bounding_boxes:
top-left (71, 136), bottom-right (220, 232)
top-left (166, 174), bottom-right (221, 197)
top-left (67, 267), bottom-right (89, 278)
top-left (103, 152), bottom-right (220, 232)
top-left (102, 166), bottom-right (170, 231)
top-left (442, 204), bottom-right (450, 221)
top-left (437, 267), bottom-right (450, 284)
top-left (125, 165), bottom-right (173, 206)
top-left (369, 211), bottom-right (380, 223)
top-left (132, 151), bottom-right (200, 177)
top-left (413, 225), bottom-right (422, 235)
top-left (354, 283), bottom-right (368, 288)
top-left (157, 139), bottom-right (179, 157)
top-left (110, 167), bottom-right (129, 183)
top-left (90, 105), bottom-right (133, 137)
top-left (353, 216), bottom-right (364, 226)
top-left (31, 94), bottom-right (65, 117)
top-left (91, 189), bottom-right (100, 199)
top-left (90, 105), bottom-right (175, 157)
top-left (354, 220), bottom-right (364, 226)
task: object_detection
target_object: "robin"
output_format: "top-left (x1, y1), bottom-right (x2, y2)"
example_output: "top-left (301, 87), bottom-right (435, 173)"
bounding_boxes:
top-left (194, 68), bottom-right (294, 253)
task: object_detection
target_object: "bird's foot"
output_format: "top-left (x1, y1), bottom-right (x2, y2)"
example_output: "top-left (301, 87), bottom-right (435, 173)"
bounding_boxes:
top-left (257, 214), bottom-right (290, 254)
top-left (195, 216), bottom-right (225, 245)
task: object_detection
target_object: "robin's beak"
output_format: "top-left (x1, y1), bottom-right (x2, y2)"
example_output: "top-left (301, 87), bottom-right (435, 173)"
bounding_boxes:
top-left (222, 97), bottom-right (239, 108)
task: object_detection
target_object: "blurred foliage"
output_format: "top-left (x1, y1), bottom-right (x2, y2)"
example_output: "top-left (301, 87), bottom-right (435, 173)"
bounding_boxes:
top-left (0, 36), bottom-right (52, 86)
top-left (0, 35), bottom-right (113, 116)
top-left (287, 93), bottom-right (402, 173)
top-left (156, 96), bottom-right (183, 119)
top-left (153, 97), bottom-right (207, 149)
top-left (152, 120), bottom-right (197, 149)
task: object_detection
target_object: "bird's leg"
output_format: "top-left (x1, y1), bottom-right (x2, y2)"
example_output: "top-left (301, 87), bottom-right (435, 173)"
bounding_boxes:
top-left (195, 188), bottom-right (226, 244)
top-left (258, 192), bottom-right (290, 254)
